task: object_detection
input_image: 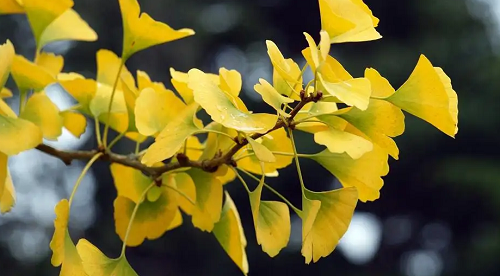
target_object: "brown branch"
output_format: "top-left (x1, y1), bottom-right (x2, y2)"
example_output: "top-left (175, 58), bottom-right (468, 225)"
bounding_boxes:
top-left (35, 90), bottom-right (319, 178)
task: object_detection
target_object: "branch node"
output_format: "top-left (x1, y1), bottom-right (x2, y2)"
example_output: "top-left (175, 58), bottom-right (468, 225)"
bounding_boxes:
top-left (176, 153), bottom-right (190, 166)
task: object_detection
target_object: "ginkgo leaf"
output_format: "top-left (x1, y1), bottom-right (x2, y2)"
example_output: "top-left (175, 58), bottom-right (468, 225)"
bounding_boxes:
top-left (365, 68), bottom-right (395, 98)
top-left (237, 128), bottom-right (293, 175)
top-left (302, 31), bottom-right (330, 71)
top-left (35, 52), bottom-right (64, 76)
top-left (189, 68), bottom-right (277, 133)
top-left (11, 54), bottom-right (55, 91)
top-left (386, 55), bottom-right (458, 137)
top-left (170, 68), bottom-right (219, 105)
top-left (219, 68), bottom-right (242, 97)
top-left (21, 0), bottom-right (73, 47)
top-left (60, 111), bottom-right (87, 138)
top-left (339, 98), bottom-right (404, 159)
top-left (58, 72), bottom-right (96, 113)
top-left (0, 0), bottom-right (23, 13)
top-left (318, 73), bottom-right (371, 110)
top-left (184, 136), bottom-right (204, 161)
top-left (49, 199), bottom-right (87, 276)
top-left (167, 208), bottom-right (183, 231)
top-left (273, 59), bottom-right (302, 100)
top-left (0, 40), bottom-right (15, 89)
top-left (254, 78), bottom-right (293, 117)
top-left (174, 172), bottom-right (196, 215)
top-left (114, 178), bottom-right (178, 246)
top-left (247, 137), bottom-right (276, 163)
top-left (134, 85), bottom-right (186, 136)
top-left (0, 115), bottom-right (43, 156)
top-left (214, 164), bottom-right (237, 185)
top-left (309, 146), bottom-right (389, 202)
top-left (76, 239), bottom-right (138, 276)
top-left (141, 103), bottom-right (202, 166)
top-left (0, 88), bottom-right (12, 98)
top-left (314, 127), bottom-right (373, 159)
top-left (249, 175), bottom-right (290, 257)
top-left (89, 49), bottom-right (128, 117)
top-left (110, 163), bottom-right (151, 203)
top-left (188, 169), bottom-right (223, 232)
top-left (319, 0), bottom-right (381, 43)
top-left (0, 153), bottom-right (15, 213)
top-left (213, 192), bottom-right (249, 275)
top-left (266, 40), bottom-right (301, 83)
top-left (39, 8), bottom-right (97, 49)
top-left (20, 92), bottom-right (64, 140)
top-left (301, 187), bottom-right (358, 263)
top-left (119, 0), bottom-right (195, 60)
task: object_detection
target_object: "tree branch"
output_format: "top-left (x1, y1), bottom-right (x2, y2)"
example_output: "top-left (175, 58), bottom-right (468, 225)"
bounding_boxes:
top-left (35, 90), bottom-right (319, 179)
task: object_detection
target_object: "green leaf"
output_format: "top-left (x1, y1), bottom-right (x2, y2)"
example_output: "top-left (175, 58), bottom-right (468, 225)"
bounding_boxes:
top-left (76, 239), bottom-right (138, 276)
top-left (213, 192), bottom-right (249, 275)
top-left (246, 136), bottom-right (276, 163)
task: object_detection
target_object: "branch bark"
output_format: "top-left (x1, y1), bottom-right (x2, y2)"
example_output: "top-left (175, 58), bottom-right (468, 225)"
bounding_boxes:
top-left (35, 90), bottom-right (319, 178)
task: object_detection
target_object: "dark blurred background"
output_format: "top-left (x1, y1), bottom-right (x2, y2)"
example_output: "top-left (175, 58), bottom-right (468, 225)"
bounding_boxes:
top-left (1, 0), bottom-right (499, 275)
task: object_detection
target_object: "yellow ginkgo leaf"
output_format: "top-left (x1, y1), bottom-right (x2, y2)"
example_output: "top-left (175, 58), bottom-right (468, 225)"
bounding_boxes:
top-left (213, 192), bottom-right (249, 275)
top-left (266, 40), bottom-right (301, 83)
top-left (188, 169), bottom-right (223, 232)
top-left (0, 88), bottom-right (12, 98)
top-left (0, 153), bottom-right (16, 213)
top-left (301, 187), bottom-right (358, 263)
top-left (21, 0), bottom-right (73, 47)
top-left (340, 98), bottom-right (404, 159)
top-left (89, 49), bottom-right (128, 117)
top-left (302, 31), bottom-right (330, 71)
top-left (20, 92), bottom-right (63, 140)
top-left (273, 59), bottom-right (302, 100)
top-left (134, 85), bottom-right (186, 136)
top-left (213, 164), bottom-right (237, 185)
top-left (167, 208), bottom-right (184, 231)
top-left (119, 0), bottom-right (195, 60)
top-left (141, 103), bottom-right (202, 166)
top-left (35, 52), bottom-right (64, 76)
top-left (0, 0), bottom-right (23, 13)
top-left (0, 40), bottom-right (15, 89)
top-left (39, 8), bottom-right (97, 49)
top-left (365, 68), bottom-right (395, 98)
top-left (314, 127), bottom-right (373, 159)
top-left (318, 73), bottom-right (371, 110)
top-left (200, 122), bottom-right (238, 161)
top-left (219, 68), bottom-right (242, 97)
top-left (58, 73), bottom-right (96, 113)
top-left (49, 199), bottom-right (87, 276)
top-left (247, 137), bottom-right (276, 163)
top-left (60, 111), bottom-right (87, 138)
top-left (319, 0), bottom-right (381, 43)
top-left (237, 128), bottom-right (293, 175)
top-left (309, 146), bottom-right (389, 202)
top-left (11, 54), bottom-right (55, 91)
top-left (174, 172), bottom-right (196, 215)
top-left (114, 181), bottom-right (178, 246)
top-left (249, 175), bottom-right (290, 257)
top-left (189, 68), bottom-right (277, 134)
top-left (386, 55), bottom-right (458, 137)
top-left (0, 114), bottom-right (43, 156)
top-left (110, 163), bottom-right (151, 203)
top-left (184, 136), bottom-right (204, 161)
top-left (254, 78), bottom-right (294, 117)
top-left (170, 68), bottom-right (219, 104)
top-left (76, 239), bottom-right (138, 276)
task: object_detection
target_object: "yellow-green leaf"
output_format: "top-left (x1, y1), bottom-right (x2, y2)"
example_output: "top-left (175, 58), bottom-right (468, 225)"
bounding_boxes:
top-left (134, 85), bottom-right (186, 136)
top-left (309, 146), bottom-right (389, 202)
top-left (247, 136), bottom-right (276, 163)
top-left (39, 8), bottom-right (97, 49)
top-left (386, 55), bottom-right (458, 137)
top-left (58, 73), bottom-right (96, 113)
top-left (273, 59), bottom-right (302, 100)
top-left (301, 187), bottom-right (358, 263)
top-left (0, 153), bottom-right (15, 213)
top-left (60, 111), bottom-right (87, 138)
top-left (174, 172), bottom-right (196, 215)
top-left (0, 115), bottom-right (43, 156)
top-left (49, 199), bottom-right (87, 275)
top-left (319, 0), bottom-right (381, 43)
top-left (314, 127), bottom-right (373, 159)
top-left (110, 163), bottom-right (151, 203)
top-left (249, 175), bottom-right (290, 257)
top-left (318, 73), bottom-right (371, 110)
top-left (76, 239), bottom-right (138, 276)
top-left (141, 103), bottom-right (201, 166)
top-left (188, 169), bottom-right (223, 232)
top-left (189, 68), bottom-right (277, 134)
top-left (20, 92), bottom-right (63, 140)
top-left (0, 40), bottom-right (15, 89)
top-left (114, 179), bottom-right (178, 246)
top-left (254, 78), bottom-right (293, 117)
top-left (266, 40), bottom-right (301, 83)
top-left (119, 0), bottom-right (195, 60)
top-left (213, 191), bottom-right (249, 275)
top-left (11, 54), bottom-right (55, 91)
